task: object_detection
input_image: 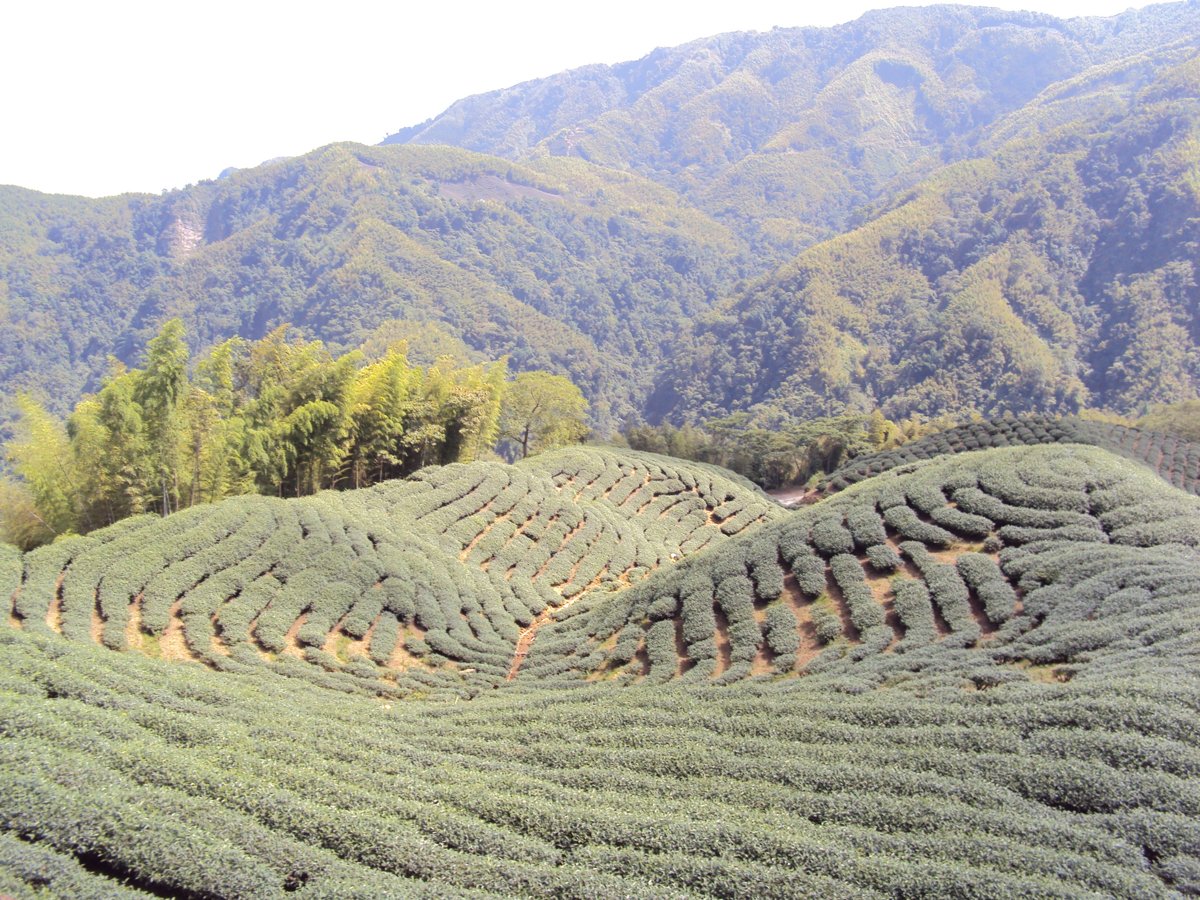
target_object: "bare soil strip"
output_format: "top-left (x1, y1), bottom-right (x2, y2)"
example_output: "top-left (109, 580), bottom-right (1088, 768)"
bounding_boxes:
top-left (712, 604), bottom-right (732, 677)
top-left (506, 586), bottom-right (593, 680)
top-left (89, 592), bottom-right (104, 645)
top-left (45, 596), bottom-right (62, 633)
top-left (929, 594), bottom-right (953, 637)
top-left (159, 600), bottom-right (197, 663)
top-left (47, 572), bottom-right (67, 633)
top-left (571, 467), bottom-right (609, 503)
top-left (534, 516), bottom-right (584, 584)
top-left (780, 574), bottom-right (822, 670)
top-left (282, 613), bottom-right (307, 659)
top-left (322, 612), bottom-right (352, 657)
top-left (247, 606), bottom-right (275, 660)
top-left (459, 508), bottom-right (505, 561)
top-left (387, 623), bottom-right (432, 671)
top-left (506, 609), bottom-right (552, 680)
top-left (124, 594), bottom-right (145, 652)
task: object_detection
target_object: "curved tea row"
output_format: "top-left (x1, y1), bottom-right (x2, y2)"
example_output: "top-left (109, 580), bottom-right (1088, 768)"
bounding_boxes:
top-left (1, 444), bottom-right (1198, 896)
top-left (820, 416), bottom-right (1200, 496)
top-left (3, 448), bottom-right (779, 696)
top-left (526, 445), bottom-right (1200, 685)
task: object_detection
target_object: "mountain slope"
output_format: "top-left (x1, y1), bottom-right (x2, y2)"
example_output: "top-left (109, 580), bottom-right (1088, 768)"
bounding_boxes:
top-left (387, 3), bottom-right (1200, 257)
top-left (0, 145), bottom-right (743, 431)
top-left (3, 4), bottom-right (1200, 432)
top-left (654, 46), bottom-right (1200, 421)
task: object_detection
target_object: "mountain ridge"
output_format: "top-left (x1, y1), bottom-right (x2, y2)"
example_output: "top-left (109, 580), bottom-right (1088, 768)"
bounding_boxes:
top-left (2, 3), bottom-right (1198, 434)
top-left (384, 3), bottom-right (1200, 254)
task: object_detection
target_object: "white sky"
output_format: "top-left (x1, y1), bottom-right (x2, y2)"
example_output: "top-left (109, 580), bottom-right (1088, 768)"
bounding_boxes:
top-left (1, 0), bottom-right (1148, 198)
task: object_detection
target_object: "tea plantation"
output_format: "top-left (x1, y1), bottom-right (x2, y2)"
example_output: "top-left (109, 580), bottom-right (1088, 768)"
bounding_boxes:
top-left (819, 415), bottom-right (1200, 496)
top-left (2, 439), bottom-right (1199, 896)
top-left (5, 447), bottom-right (779, 697)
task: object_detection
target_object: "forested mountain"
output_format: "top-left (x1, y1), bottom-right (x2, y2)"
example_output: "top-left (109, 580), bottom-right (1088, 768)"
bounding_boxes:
top-left (655, 45), bottom-right (1200, 421)
top-left (0, 147), bottom-right (743, 432)
top-left (2, 3), bottom-right (1199, 436)
top-left (386, 3), bottom-right (1198, 257)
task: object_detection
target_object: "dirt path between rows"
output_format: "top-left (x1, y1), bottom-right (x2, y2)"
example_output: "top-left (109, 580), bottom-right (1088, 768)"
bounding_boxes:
top-left (505, 592), bottom-right (590, 681)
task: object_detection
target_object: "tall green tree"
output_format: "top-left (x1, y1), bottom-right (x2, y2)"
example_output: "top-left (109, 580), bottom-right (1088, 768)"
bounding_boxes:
top-left (188, 339), bottom-right (251, 504)
top-left (499, 372), bottom-right (589, 459)
top-left (440, 358), bottom-right (508, 465)
top-left (3, 394), bottom-right (78, 542)
top-left (347, 349), bottom-right (420, 488)
top-left (73, 367), bottom-right (151, 526)
top-left (134, 319), bottom-right (189, 515)
top-left (3, 319), bottom-right (592, 545)
top-left (1137, 399), bottom-right (1200, 440)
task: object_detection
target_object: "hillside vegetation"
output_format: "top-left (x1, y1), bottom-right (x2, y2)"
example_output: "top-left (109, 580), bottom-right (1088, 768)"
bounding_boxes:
top-left (817, 414), bottom-right (1200, 495)
top-left (2, 438), bottom-right (1199, 895)
top-left (3, 5), bottom-right (1200, 431)
top-left (526, 443), bottom-right (1200, 684)
top-left (0, 145), bottom-right (742, 432)
top-left (388, 4), bottom-right (1197, 257)
top-left (5, 5), bottom-right (1200, 894)
top-left (657, 44), bottom-right (1200, 421)
top-left (2, 320), bottom-right (597, 549)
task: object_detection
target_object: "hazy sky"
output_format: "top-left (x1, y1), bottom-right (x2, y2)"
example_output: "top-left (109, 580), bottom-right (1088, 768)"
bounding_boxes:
top-left (2, 0), bottom-right (1150, 197)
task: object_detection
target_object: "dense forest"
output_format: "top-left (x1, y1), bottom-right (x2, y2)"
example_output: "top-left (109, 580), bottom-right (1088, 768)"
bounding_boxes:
top-left (389, 3), bottom-right (1195, 258)
top-left (0, 148), bottom-right (738, 435)
top-left (656, 47), bottom-right (1200, 422)
top-left (3, 4), bottom-right (1199, 436)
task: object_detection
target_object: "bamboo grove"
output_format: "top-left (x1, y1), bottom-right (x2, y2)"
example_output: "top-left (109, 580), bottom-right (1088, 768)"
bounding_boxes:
top-left (3, 321), bottom-right (589, 548)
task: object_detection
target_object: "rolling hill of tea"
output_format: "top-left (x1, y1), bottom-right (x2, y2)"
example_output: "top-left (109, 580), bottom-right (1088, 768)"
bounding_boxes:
top-left (2, 440), bottom-right (1200, 896)
top-left (526, 443), bottom-right (1200, 686)
top-left (3, 448), bottom-right (780, 697)
top-left (817, 415), bottom-right (1200, 495)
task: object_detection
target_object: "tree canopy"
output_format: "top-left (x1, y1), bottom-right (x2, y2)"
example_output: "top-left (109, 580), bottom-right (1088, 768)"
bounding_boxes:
top-left (1, 321), bottom-right (589, 548)
top-left (499, 371), bottom-right (589, 459)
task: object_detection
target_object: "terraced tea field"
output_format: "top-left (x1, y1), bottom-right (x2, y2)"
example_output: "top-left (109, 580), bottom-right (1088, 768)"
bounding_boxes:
top-left (527, 443), bottom-right (1200, 686)
top-left (820, 415), bottom-right (1200, 496)
top-left (2, 437), bottom-right (1199, 896)
top-left (4, 448), bottom-right (780, 697)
